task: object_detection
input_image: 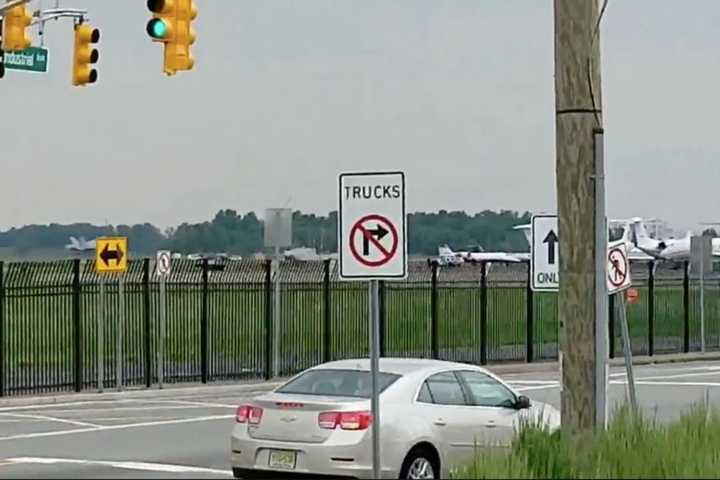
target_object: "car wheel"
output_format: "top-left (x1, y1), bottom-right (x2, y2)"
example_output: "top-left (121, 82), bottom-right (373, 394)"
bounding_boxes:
top-left (400, 448), bottom-right (438, 479)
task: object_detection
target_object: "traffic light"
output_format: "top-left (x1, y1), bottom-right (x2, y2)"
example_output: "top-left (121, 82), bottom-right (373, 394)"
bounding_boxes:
top-left (72, 23), bottom-right (100, 87)
top-left (1, 4), bottom-right (32, 52)
top-left (146, 0), bottom-right (197, 75)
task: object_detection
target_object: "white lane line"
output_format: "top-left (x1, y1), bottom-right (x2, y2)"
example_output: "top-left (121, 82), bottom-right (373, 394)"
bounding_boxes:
top-left (146, 399), bottom-right (237, 409)
top-left (0, 413), bottom-right (101, 429)
top-left (4, 457), bottom-right (232, 476)
top-left (633, 371), bottom-right (720, 382)
top-left (508, 380), bottom-right (558, 385)
top-left (21, 405), bottom-right (230, 415)
top-left (0, 414), bottom-right (234, 442)
top-left (0, 399), bottom-right (142, 413)
top-left (516, 385), bottom-right (559, 392)
top-left (630, 381), bottom-right (720, 388)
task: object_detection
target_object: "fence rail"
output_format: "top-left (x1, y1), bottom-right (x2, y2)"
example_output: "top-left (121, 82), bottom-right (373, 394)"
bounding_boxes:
top-left (0, 257), bottom-right (718, 397)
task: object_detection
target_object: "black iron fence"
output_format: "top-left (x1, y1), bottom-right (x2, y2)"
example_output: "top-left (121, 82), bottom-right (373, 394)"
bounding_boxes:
top-left (0, 257), bottom-right (718, 397)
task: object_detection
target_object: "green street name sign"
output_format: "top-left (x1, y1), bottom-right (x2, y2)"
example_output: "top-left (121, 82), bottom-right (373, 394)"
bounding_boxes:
top-left (2, 47), bottom-right (49, 73)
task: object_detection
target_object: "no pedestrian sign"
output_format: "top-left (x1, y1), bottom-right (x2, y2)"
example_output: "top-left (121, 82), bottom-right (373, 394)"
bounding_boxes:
top-left (339, 172), bottom-right (407, 280)
top-left (607, 240), bottom-right (632, 294)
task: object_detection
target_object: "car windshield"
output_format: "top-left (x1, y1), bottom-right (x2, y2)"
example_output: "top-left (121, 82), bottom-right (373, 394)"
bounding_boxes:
top-left (276, 369), bottom-right (401, 398)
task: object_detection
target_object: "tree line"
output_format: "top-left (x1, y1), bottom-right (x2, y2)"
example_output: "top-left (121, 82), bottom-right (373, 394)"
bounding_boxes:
top-left (0, 209), bottom-right (534, 257)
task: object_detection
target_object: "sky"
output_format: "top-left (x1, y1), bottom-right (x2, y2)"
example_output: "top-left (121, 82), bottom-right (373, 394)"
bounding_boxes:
top-left (1, 0), bottom-right (719, 233)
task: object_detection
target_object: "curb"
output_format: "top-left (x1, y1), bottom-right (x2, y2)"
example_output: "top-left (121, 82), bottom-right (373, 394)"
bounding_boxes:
top-left (0, 380), bottom-right (286, 409)
top-left (487, 352), bottom-right (720, 375)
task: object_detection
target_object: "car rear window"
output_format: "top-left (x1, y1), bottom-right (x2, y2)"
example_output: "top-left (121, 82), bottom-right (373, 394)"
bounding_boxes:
top-left (276, 369), bottom-right (401, 398)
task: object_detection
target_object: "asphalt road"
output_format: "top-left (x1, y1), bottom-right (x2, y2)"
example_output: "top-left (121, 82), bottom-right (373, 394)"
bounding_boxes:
top-left (1, 360), bottom-right (720, 479)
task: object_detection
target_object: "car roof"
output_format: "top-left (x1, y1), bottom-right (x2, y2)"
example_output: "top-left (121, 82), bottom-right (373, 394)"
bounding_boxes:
top-left (308, 357), bottom-right (490, 376)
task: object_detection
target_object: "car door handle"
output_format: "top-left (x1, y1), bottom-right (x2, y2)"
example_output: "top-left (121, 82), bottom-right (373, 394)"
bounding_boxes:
top-left (434, 418), bottom-right (447, 426)
top-left (485, 421), bottom-right (497, 429)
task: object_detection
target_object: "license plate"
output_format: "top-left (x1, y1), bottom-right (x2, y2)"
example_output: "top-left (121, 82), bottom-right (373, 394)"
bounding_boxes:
top-left (268, 449), bottom-right (297, 470)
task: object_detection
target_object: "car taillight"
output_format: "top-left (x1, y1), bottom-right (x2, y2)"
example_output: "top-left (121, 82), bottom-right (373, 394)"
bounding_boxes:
top-left (236, 405), bottom-right (263, 424)
top-left (318, 411), bottom-right (372, 430)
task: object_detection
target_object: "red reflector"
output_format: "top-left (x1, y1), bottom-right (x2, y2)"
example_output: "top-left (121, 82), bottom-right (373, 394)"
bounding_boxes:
top-left (236, 405), bottom-right (263, 424)
top-left (318, 411), bottom-right (372, 430)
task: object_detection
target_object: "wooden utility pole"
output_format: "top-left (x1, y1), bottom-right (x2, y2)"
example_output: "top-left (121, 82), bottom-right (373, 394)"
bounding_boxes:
top-left (554, 0), bottom-right (607, 434)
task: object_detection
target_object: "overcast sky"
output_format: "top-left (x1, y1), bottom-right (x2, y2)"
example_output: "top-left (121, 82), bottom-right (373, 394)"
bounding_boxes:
top-left (1, 1), bottom-right (718, 233)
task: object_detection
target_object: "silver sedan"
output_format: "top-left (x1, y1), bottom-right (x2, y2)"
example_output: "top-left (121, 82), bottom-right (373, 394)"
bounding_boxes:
top-left (231, 358), bottom-right (559, 479)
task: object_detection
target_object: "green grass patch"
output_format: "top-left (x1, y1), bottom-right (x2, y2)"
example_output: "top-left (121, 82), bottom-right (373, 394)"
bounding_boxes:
top-left (452, 403), bottom-right (720, 478)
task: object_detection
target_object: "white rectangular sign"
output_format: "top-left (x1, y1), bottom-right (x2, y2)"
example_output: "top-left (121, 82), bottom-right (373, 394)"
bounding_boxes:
top-left (607, 240), bottom-right (632, 294)
top-left (338, 171), bottom-right (407, 280)
top-left (531, 214), bottom-right (559, 291)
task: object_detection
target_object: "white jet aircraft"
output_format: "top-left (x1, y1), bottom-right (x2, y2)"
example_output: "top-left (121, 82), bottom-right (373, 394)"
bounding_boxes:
top-left (437, 244), bottom-right (529, 264)
top-left (65, 236), bottom-right (97, 252)
top-left (629, 218), bottom-right (720, 262)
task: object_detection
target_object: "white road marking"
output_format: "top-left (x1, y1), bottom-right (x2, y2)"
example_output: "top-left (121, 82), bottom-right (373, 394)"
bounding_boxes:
top-left (0, 413), bottom-right (101, 429)
top-left (146, 399), bottom-right (237, 409)
top-left (4, 457), bottom-right (232, 476)
top-left (0, 399), bottom-right (141, 413)
top-left (0, 414), bottom-right (234, 442)
top-left (633, 371), bottom-right (720, 382)
top-left (21, 405), bottom-right (230, 415)
top-left (516, 385), bottom-right (559, 392)
top-left (508, 380), bottom-right (558, 385)
top-left (630, 381), bottom-right (720, 388)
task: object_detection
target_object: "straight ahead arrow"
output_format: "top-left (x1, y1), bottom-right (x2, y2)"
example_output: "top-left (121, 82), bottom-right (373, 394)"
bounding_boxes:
top-left (543, 230), bottom-right (559, 265)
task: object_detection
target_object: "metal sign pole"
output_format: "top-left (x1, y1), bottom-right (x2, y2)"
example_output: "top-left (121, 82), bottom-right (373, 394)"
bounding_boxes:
top-left (274, 246), bottom-right (281, 378)
top-left (159, 275), bottom-right (166, 389)
top-left (700, 239), bottom-right (706, 352)
top-left (369, 279), bottom-right (381, 480)
top-left (593, 129), bottom-right (609, 429)
top-left (117, 277), bottom-right (124, 391)
top-left (98, 278), bottom-right (105, 393)
top-left (617, 292), bottom-right (637, 411)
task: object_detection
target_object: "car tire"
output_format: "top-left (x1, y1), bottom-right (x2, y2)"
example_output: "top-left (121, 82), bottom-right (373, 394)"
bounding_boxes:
top-left (399, 446), bottom-right (439, 480)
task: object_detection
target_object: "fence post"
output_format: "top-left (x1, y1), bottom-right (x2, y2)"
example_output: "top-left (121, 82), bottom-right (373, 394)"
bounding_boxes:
top-left (143, 258), bottom-right (152, 388)
top-left (526, 262), bottom-right (534, 363)
top-left (379, 280), bottom-right (386, 357)
top-left (0, 262), bottom-right (4, 398)
top-left (683, 261), bottom-right (690, 353)
top-left (201, 258), bottom-right (209, 384)
top-left (608, 293), bottom-right (615, 359)
top-left (323, 259), bottom-right (331, 363)
top-left (648, 261), bottom-right (655, 356)
top-left (72, 259), bottom-right (82, 393)
top-left (264, 260), bottom-right (273, 380)
top-left (480, 262), bottom-right (488, 365)
top-left (431, 262), bottom-right (439, 359)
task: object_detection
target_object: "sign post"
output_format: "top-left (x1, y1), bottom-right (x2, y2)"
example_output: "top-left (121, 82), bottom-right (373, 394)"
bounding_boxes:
top-left (338, 171), bottom-right (407, 480)
top-left (691, 236), bottom-right (712, 352)
top-left (156, 250), bottom-right (172, 389)
top-left (264, 208), bottom-right (292, 378)
top-left (95, 237), bottom-right (128, 392)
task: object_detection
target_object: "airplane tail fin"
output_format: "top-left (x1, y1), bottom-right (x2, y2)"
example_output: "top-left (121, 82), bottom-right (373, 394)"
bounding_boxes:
top-left (438, 244), bottom-right (454, 256)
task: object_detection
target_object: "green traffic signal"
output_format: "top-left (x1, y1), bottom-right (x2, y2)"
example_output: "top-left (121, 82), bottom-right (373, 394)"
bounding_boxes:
top-left (147, 18), bottom-right (168, 39)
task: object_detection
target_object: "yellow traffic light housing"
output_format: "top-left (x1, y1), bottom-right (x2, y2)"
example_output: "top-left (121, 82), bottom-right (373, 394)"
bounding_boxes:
top-left (1, 4), bottom-right (32, 52)
top-left (72, 23), bottom-right (100, 87)
top-left (146, 0), bottom-right (197, 76)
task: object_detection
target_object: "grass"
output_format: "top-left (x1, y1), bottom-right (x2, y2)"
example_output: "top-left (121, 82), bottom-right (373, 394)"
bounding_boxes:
top-left (451, 402), bottom-right (720, 478)
top-left (3, 282), bottom-right (720, 391)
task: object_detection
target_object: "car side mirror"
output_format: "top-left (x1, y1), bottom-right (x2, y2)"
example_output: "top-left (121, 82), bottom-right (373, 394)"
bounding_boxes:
top-left (515, 395), bottom-right (531, 410)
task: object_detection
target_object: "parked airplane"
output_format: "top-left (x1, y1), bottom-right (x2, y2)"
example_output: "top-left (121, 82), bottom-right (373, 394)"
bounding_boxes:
top-left (65, 236), bottom-right (97, 252)
top-left (434, 244), bottom-right (529, 265)
top-left (629, 218), bottom-right (720, 262)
